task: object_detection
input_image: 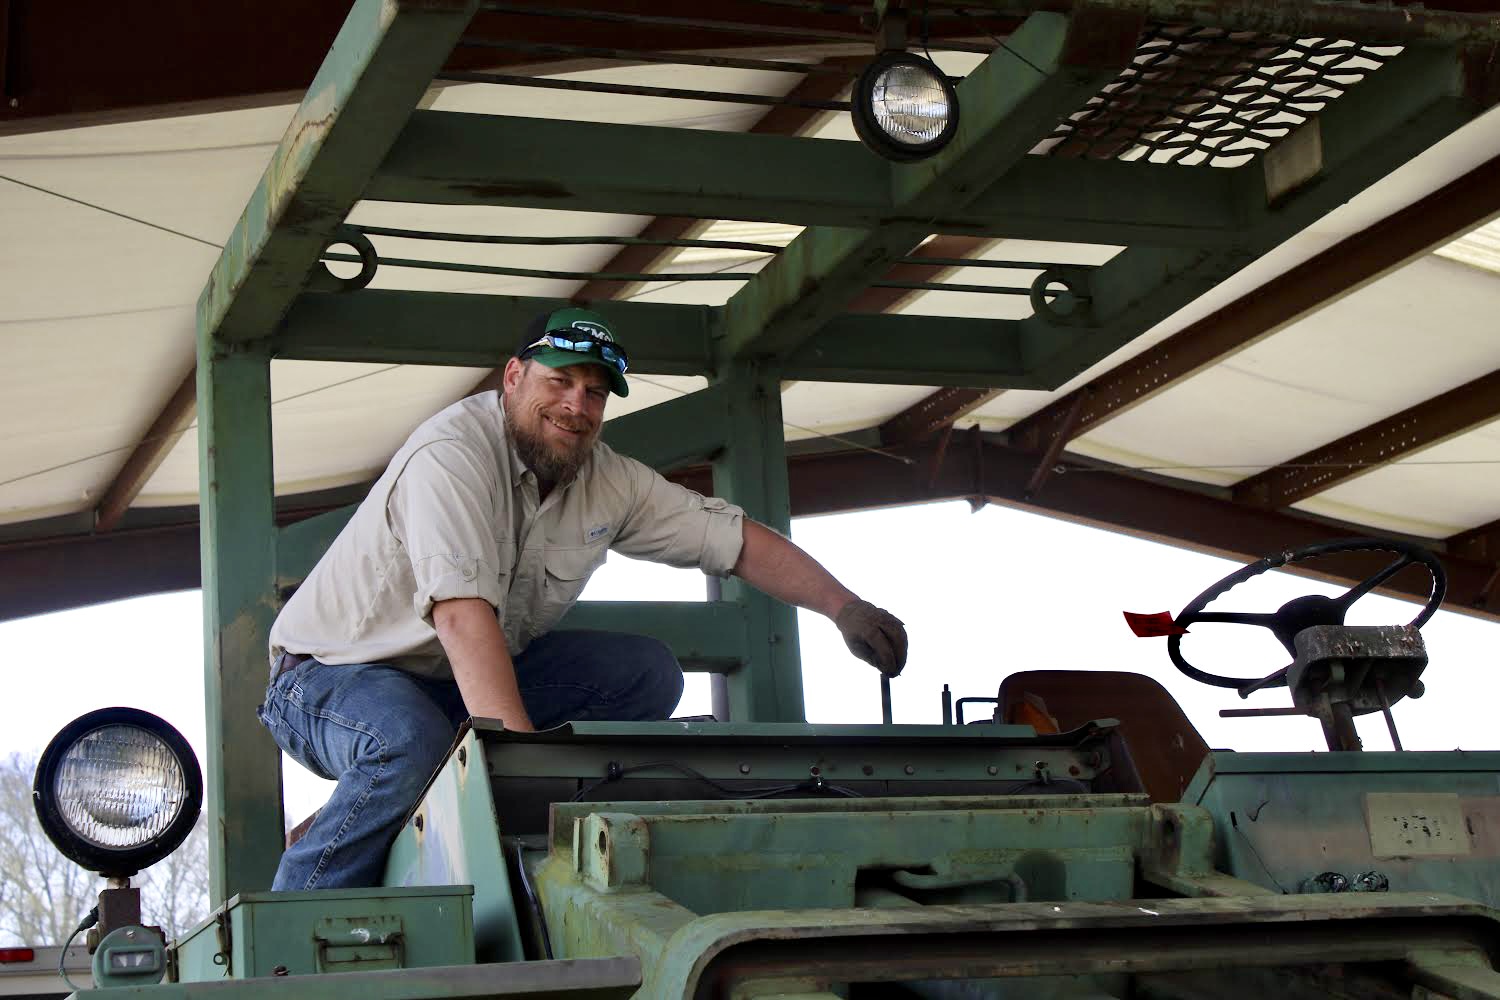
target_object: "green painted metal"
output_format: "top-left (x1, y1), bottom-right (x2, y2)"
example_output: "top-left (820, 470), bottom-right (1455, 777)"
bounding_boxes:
top-left (76, 958), bottom-right (642, 999)
top-left (197, 0), bottom-right (480, 346)
top-left (275, 292), bottom-right (714, 374)
top-left (715, 10), bottom-right (1135, 363)
top-left (174, 885), bottom-right (474, 982)
top-left (556, 602), bottom-right (749, 671)
top-left (710, 364), bottom-right (803, 722)
top-left (370, 111), bottom-right (1241, 245)
top-left (781, 313), bottom-right (1032, 386)
top-left (1023, 43), bottom-right (1491, 387)
top-left (196, 339), bottom-right (283, 904)
top-left (276, 505), bottom-right (357, 591)
top-left (383, 730), bottom-right (524, 964)
top-left (600, 383), bottom-right (729, 472)
top-left (1185, 750), bottom-right (1500, 903)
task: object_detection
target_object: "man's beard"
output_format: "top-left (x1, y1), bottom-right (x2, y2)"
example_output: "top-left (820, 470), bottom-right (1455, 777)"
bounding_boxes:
top-left (505, 406), bottom-right (591, 485)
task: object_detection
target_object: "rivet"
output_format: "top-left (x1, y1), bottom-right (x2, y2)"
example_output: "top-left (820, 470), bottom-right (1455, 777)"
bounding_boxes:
top-left (987, 765), bottom-right (999, 776)
top-left (273, 966), bottom-right (289, 977)
top-left (739, 763), bottom-right (751, 774)
top-left (414, 814), bottom-right (424, 831)
top-left (862, 764), bottom-right (875, 776)
top-left (904, 764), bottom-right (915, 775)
top-left (457, 746), bottom-right (467, 767)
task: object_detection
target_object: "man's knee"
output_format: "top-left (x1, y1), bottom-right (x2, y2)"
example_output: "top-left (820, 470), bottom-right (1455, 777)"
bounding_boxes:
top-left (618, 634), bottom-right (684, 719)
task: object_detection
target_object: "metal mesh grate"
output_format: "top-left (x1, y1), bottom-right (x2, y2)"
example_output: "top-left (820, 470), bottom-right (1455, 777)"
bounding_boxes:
top-left (1033, 24), bottom-right (1403, 167)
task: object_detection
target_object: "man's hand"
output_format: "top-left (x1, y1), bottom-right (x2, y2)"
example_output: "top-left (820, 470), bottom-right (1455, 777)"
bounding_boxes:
top-left (835, 599), bottom-right (908, 676)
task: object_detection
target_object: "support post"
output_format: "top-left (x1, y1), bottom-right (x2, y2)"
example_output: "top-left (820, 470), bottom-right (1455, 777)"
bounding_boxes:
top-left (711, 363), bottom-right (804, 722)
top-left (197, 336), bottom-right (284, 903)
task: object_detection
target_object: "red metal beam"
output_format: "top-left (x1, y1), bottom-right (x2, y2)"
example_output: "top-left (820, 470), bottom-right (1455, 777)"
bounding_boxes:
top-left (1234, 368), bottom-right (1500, 509)
top-left (0, 2), bottom-right (1010, 136)
top-left (1006, 149), bottom-right (1500, 459)
top-left (16, 435), bottom-right (1500, 623)
top-left (93, 369), bottom-right (197, 533)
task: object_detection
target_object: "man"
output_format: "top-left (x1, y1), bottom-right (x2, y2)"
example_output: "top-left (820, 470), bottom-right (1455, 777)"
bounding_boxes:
top-left (259, 307), bottom-right (907, 891)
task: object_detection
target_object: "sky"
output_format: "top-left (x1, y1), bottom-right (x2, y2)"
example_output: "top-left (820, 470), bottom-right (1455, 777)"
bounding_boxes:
top-left (3, 499), bottom-right (1496, 823)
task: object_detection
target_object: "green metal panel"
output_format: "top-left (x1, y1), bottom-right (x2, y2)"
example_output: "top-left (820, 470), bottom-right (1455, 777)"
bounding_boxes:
top-left (276, 505), bottom-right (357, 591)
top-left (369, 111), bottom-right (1241, 245)
top-left (711, 364), bottom-right (803, 722)
top-left (197, 339), bottom-right (283, 904)
top-left (1185, 750), bottom-right (1500, 903)
top-left (1022, 42), bottom-right (1489, 387)
top-left (175, 885), bottom-right (474, 982)
top-left (277, 292), bottom-right (1047, 388)
top-left (384, 730), bottom-right (523, 964)
top-left (556, 602), bottom-right (749, 671)
top-left (600, 383), bottom-right (728, 472)
top-left (197, 0), bottom-right (479, 345)
top-left (275, 292), bottom-right (714, 374)
top-left (715, 10), bottom-right (1134, 363)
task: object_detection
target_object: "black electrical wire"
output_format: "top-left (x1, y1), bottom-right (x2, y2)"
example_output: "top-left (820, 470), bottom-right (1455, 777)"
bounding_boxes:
top-left (511, 841), bottom-right (555, 960)
top-left (58, 906), bottom-right (98, 993)
top-left (570, 759), bottom-right (862, 802)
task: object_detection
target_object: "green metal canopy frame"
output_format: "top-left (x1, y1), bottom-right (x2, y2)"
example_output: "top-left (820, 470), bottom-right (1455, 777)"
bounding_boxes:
top-left (194, 0), bottom-right (1500, 902)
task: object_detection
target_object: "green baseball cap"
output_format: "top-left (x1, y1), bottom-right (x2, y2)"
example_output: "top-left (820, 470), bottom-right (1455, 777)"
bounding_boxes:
top-left (516, 307), bottom-right (630, 397)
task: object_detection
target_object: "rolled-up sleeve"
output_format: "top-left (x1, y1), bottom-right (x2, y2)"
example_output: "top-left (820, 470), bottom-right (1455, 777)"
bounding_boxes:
top-left (387, 439), bottom-right (507, 623)
top-left (611, 457), bottom-right (745, 576)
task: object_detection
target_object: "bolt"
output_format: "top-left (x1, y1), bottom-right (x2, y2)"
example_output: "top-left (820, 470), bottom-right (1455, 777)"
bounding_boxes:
top-left (414, 814), bottom-right (424, 831)
top-left (457, 746), bottom-right (467, 767)
top-left (862, 764), bottom-right (875, 776)
top-left (986, 765), bottom-right (998, 776)
top-left (273, 966), bottom-right (289, 977)
top-left (7, 98), bottom-right (17, 109)
top-left (904, 764), bottom-right (915, 775)
top-left (739, 763), bottom-right (751, 775)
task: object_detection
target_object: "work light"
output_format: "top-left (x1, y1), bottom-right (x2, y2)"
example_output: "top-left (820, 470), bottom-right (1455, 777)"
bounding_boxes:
top-left (852, 51), bottom-right (960, 162)
top-left (33, 708), bottom-right (202, 878)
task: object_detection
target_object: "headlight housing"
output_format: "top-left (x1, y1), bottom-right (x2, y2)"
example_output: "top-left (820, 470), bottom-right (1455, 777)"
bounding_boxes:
top-left (852, 51), bottom-right (960, 162)
top-left (33, 708), bottom-right (202, 878)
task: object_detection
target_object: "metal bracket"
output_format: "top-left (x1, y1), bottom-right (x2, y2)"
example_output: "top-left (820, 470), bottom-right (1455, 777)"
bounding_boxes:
top-left (1029, 266), bottom-right (1094, 326)
top-left (308, 225), bottom-right (379, 293)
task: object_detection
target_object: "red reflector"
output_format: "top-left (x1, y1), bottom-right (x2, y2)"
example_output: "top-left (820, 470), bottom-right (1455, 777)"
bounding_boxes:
top-left (0, 949), bottom-right (35, 963)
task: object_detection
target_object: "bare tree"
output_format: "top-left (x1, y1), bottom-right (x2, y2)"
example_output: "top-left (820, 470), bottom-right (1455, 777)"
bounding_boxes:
top-left (0, 754), bottom-right (210, 946)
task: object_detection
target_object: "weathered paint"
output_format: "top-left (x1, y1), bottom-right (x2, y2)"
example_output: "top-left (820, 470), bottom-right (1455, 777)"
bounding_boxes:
top-left (716, 9), bottom-right (1140, 362)
top-left (384, 730), bottom-right (524, 963)
top-left (711, 363), bottom-right (802, 721)
top-left (196, 338), bottom-right (283, 903)
top-left (197, 0), bottom-right (481, 346)
top-left (369, 112), bottom-right (1241, 245)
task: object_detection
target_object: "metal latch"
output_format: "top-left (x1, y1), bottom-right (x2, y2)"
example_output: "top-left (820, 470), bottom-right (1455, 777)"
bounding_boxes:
top-left (314, 915), bottom-right (404, 973)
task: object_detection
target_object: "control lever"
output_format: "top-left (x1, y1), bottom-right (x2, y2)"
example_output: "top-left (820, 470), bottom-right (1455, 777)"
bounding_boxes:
top-left (880, 675), bottom-right (893, 725)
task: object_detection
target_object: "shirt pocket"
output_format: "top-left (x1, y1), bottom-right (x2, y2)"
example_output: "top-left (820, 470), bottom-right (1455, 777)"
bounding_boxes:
top-left (536, 543), bottom-right (609, 636)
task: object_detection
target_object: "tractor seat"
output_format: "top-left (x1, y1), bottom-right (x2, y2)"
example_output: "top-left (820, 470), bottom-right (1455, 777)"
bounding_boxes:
top-left (997, 670), bottom-right (1210, 802)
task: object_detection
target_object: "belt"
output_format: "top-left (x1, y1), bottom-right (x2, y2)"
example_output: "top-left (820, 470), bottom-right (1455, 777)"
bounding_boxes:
top-left (270, 650), bottom-right (315, 684)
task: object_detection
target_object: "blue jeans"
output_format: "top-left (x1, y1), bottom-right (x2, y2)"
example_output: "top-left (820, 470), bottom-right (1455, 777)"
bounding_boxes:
top-left (256, 630), bottom-right (684, 890)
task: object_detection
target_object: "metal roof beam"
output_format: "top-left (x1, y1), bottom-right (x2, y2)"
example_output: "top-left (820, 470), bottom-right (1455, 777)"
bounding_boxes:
top-left (712, 9), bottom-right (1144, 363)
top-left (15, 435), bottom-right (1500, 624)
top-left (275, 290), bottom-right (1033, 386)
top-left (1019, 44), bottom-right (1489, 394)
top-left (1011, 49), bottom-right (1500, 457)
top-left (368, 112), bottom-right (1239, 245)
top-left (92, 369), bottom-right (197, 533)
top-left (1233, 370), bottom-right (1500, 509)
top-left (197, 0), bottom-right (479, 347)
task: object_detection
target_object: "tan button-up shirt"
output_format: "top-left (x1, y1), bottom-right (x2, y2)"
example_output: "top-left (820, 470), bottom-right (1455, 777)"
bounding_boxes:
top-left (269, 391), bottom-right (745, 677)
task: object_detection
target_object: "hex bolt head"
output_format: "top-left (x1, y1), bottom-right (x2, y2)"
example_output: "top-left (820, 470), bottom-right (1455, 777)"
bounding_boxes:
top-left (904, 764), bottom-right (915, 775)
top-left (739, 763), bottom-right (751, 774)
top-left (986, 765), bottom-right (999, 776)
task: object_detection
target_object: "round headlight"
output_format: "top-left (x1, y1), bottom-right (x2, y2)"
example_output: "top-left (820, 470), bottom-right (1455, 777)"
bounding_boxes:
top-left (33, 708), bottom-right (202, 878)
top-left (852, 51), bottom-right (960, 162)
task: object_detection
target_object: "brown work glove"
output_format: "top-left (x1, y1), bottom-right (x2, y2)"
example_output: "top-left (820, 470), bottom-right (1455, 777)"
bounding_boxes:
top-left (834, 599), bottom-right (908, 677)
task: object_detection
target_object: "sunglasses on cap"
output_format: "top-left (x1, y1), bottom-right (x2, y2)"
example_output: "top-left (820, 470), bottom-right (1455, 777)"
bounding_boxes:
top-left (522, 332), bottom-right (630, 375)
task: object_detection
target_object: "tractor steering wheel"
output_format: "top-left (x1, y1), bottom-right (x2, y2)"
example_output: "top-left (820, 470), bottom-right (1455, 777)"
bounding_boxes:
top-left (1167, 537), bottom-right (1446, 691)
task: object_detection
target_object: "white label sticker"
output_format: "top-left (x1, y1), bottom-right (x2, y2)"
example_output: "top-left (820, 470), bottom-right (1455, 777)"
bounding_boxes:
top-left (1365, 792), bottom-right (1470, 859)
